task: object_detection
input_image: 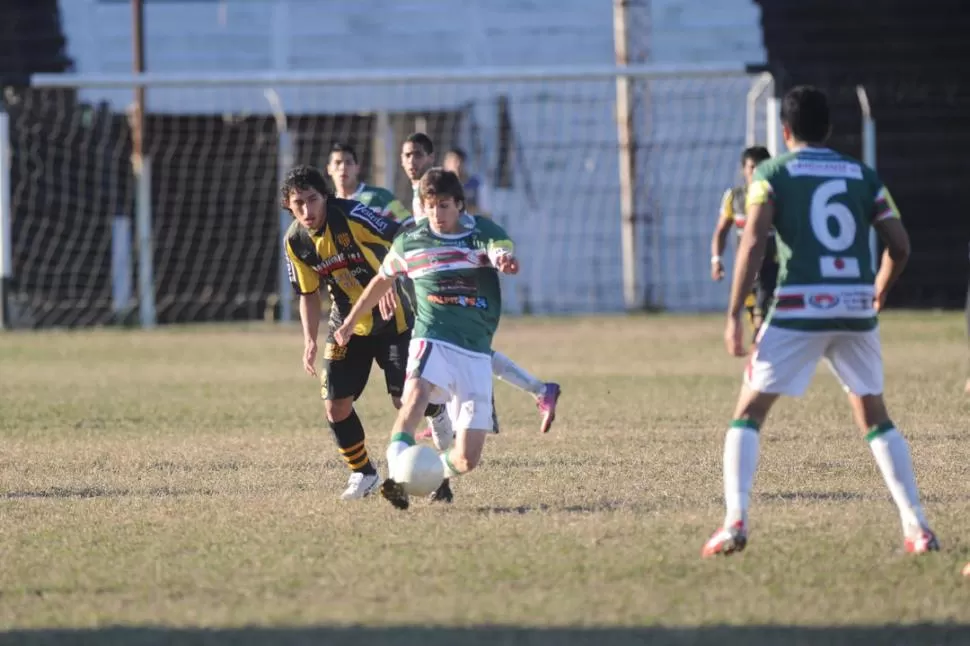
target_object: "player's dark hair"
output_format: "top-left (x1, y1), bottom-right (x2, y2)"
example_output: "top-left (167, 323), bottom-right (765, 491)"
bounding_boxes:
top-left (329, 141), bottom-right (358, 164)
top-left (280, 165), bottom-right (332, 210)
top-left (447, 147), bottom-right (467, 161)
top-left (405, 132), bottom-right (434, 155)
top-left (741, 145), bottom-right (771, 166)
top-left (418, 167), bottom-right (465, 208)
top-left (781, 85), bottom-right (831, 144)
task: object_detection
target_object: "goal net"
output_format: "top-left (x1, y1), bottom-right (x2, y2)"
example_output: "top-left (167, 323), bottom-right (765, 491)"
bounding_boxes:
top-left (1, 65), bottom-right (774, 328)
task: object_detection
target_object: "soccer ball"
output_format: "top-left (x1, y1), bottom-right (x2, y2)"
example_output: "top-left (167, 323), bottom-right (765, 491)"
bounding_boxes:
top-left (393, 445), bottom-right (444, 497)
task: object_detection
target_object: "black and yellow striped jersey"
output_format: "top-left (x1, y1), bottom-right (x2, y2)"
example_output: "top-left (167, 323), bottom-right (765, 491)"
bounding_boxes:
top-left (284, 198), bottom-right (413, 336)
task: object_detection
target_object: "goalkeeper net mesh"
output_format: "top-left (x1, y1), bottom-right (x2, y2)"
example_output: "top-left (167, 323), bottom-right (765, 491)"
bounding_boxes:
top-left (3, 68), bottom-right (767, 327)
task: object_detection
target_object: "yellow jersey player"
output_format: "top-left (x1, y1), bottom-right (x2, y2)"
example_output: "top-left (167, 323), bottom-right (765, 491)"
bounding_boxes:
top-left (282, 165), bottom-right (451, 500)
top-left (710, 146), bottom-right (777, 340)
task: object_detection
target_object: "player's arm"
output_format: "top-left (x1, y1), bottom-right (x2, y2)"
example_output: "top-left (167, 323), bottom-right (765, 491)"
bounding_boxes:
top-left (729, 178), bottom-right (773, 320)
top-left (285, 240), bottom-right (323, 376)
top-left (480, 218), bottom-right (519, 275)
top-left (871, 185), bottom-right (910, 311)
top-left (710, 188), bottom-right (735, 281)
top-left (334, 243), bottom-right (408, 346)
top-left (385, 197), bottom-right (413, 224)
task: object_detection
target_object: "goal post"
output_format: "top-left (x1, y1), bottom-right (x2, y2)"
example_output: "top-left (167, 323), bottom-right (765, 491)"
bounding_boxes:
top-left (2, 63), bottom-right (775, 328)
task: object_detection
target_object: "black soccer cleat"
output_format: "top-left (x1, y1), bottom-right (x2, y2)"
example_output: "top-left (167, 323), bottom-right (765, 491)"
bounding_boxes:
top-left (380, 478), bottom-right (409, 510)
top-left (429, 478), bottom-right (454, 503)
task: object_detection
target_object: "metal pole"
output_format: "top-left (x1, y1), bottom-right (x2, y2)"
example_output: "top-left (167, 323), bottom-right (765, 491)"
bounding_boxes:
top-left (613, 0), bottom-right (640, 310)
top-left (131, 0), bottom-right (155, 326)
top-left (0, 107), bottom-right (12, 328)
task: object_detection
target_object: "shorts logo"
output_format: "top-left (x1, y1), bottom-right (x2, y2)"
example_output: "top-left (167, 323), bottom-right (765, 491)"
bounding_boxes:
top-left (808, 293), bottom-right (839, 309)
top-left (320, 372), bottom-right (329, 399)
top-left (324, 342), bottom-right (348, 361)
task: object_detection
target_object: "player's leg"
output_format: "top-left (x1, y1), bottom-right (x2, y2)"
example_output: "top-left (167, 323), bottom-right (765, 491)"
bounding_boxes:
top-left (490, 350), bottom-right (561, 434)
top-left (432, 349), bottom-right (496, 503)
top-left (826, 329), bottom-right (938, 553)
top-left (321, 335), bottom-right (379, 500)
top-left (744, 291), bottom-right (759, 342)
top-left (702, 326), bottom-right (825, 557)
top-left (380, 339), bottom-right (451, 510)
top-left (377, 329), bottom-right (452, 450)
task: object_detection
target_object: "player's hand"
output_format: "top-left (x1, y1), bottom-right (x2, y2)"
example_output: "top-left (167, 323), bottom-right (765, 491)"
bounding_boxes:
top-left (378, 289), bottom-right (398, 321)
top-left (495, 254), bottom-right (519, 275)
top-left (333, 322), bottom-right (354, 348)
top-left (711, 260), bottom-right (725, 281)
top-left (873, 291), bottom-right (885, 313)
top-left (724, 314), bottom-right (746, 357)
top-left (303, 339), bottom-right (318, 377)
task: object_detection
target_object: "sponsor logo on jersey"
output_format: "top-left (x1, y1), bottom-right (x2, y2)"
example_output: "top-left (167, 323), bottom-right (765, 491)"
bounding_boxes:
top-left (808, 293), bottom-right (839, 309)
top-left (349, 202), bottom-right (389, 233)
top-left (841, 292), bottom-right (874, 311)
top-left (427, 294), bottom-right (489, 309)
top-left (314, 251), bottom-right (365, 275)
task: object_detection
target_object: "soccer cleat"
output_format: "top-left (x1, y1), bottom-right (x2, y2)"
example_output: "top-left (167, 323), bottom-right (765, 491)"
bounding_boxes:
top-left (536, 383), bottom-right (561, 434)
top-left (429, 478), bottom-right (454, 503)
top-left (380, 478), bottom-right (410, 510)
top-left (428, 409), bottom-right (455, 451)
top-left (340, 472), bottom-right (380, 500)
top-left (904, 528), bottom-right (940, 554)
top-left (701, 521), bottom-right (748, 557)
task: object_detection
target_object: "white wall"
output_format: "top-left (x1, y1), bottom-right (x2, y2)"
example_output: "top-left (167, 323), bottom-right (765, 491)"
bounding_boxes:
top-left (56, 0), bottom-right (766, 314)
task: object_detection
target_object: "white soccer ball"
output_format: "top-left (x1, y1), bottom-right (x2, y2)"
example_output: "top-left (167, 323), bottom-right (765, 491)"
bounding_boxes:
top-left (393, 445), bottom-right (444, 497)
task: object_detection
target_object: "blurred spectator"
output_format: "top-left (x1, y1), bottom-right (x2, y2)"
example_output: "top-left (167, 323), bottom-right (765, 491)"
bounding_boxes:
top-left (444, 148), bottom-right (491, 217)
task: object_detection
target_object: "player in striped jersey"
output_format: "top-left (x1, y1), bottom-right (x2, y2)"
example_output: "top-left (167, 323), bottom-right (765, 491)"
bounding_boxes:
top-left (702, 85), bottom-right (938, 558)
top-left (710, 146), bottom-right (776, 341)
top-left (399, 133), bottom-right (562, 437)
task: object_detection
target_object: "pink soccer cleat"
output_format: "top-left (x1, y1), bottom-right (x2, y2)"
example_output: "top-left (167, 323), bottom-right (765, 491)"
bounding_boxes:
top-left (904, 528), bottom-right (940, 554)
top-left (701, 521), bottom-right (748, 558)
top-left (536, 383), bottom-right (561, 434)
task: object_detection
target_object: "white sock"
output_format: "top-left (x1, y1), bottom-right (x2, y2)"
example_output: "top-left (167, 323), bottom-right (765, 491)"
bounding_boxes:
top-left (439, 451), bottom-right (462, 479)
top-left (867, 424), bottom-right (928, 533)
top-left (386, 432), bottom-right (414, 478)
top-left (491, 351), bottom-right (545, 396)
top-left (723, 421), bottom-right (761, 527)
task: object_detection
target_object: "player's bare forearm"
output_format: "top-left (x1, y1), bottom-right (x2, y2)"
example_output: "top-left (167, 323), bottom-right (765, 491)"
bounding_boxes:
top-left (874, 249), bottom-right (907, 304)
top-left (299, 292), bottom-right (321, 345)
top-left (711, 220), bottom-right (731, 258)
top-left (346, 273), bottom-right (395, 329)
top-left (873, 217), bottom-right (911, 305)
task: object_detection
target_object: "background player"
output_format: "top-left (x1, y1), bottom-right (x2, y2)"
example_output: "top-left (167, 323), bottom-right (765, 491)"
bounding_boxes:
top-left (443, 147), bottom-right (491, 217)
top-left (703, 86), bottom-right (938, 557)
top-left (399, 132), bottom-right (561, 435)
top-left (334, 168), bottom-right (519, 510)
top-left (281, 165), bottom-right (449, 500)
top-left (710, 146), bottom-right (777, 339)
top-left (326, 142), bottom-right (411, 222)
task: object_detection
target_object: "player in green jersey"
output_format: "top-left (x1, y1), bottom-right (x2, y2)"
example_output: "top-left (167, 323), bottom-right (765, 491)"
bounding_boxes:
top-left (702, 85), bottom-right (939, 557)
top-left (399, 133), bottom-right (562, 438)
top-left (334, 168), bottom-right (519, 510)
top-left (327, 142), bottom-right (411, 222)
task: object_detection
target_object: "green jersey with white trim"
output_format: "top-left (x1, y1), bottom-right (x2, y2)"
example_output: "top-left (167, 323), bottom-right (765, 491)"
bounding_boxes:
top-left (380, 214), bottom-right (512, 354)
top-left (746, 147), bottom-right (901, 332)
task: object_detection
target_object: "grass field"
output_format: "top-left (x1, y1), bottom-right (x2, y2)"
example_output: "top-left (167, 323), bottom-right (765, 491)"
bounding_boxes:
top-left (1, 312), bottom-right (969, 645)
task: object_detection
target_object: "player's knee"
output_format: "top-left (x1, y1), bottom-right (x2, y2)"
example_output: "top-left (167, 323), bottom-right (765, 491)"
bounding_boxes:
top-left (324, 397), bottom-right (354, 423)
top-left (849, 393), bottom-right (890, 431)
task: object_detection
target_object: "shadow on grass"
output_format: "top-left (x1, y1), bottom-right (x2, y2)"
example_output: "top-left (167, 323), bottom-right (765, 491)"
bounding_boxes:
top-left (2, 624), bottom-right (970, 645)
top-left (2, 486), bottom-right (218, 499)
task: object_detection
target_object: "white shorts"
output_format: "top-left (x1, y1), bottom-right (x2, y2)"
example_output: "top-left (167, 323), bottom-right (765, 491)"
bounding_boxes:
top-left (745, 325), bottom-right (884, 397)
top-left (407, 338), bottom-right (494, 432)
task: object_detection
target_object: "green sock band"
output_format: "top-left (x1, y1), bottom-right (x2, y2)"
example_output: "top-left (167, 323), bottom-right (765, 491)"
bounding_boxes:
top-left (865, 421), bottom-right (895, 443)
top-left (729, 418), bottom-right (760, 432)
top-left (390, 432), bottom-right (415, 446)
top-left (443, 453), bottom-right (461, 477)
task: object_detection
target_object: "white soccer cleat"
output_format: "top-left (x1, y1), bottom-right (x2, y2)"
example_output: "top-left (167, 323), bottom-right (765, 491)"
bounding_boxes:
top-left (428, 409), bottom-right (454, 451)
top-left (340, 472), bottom-right (380, 500)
